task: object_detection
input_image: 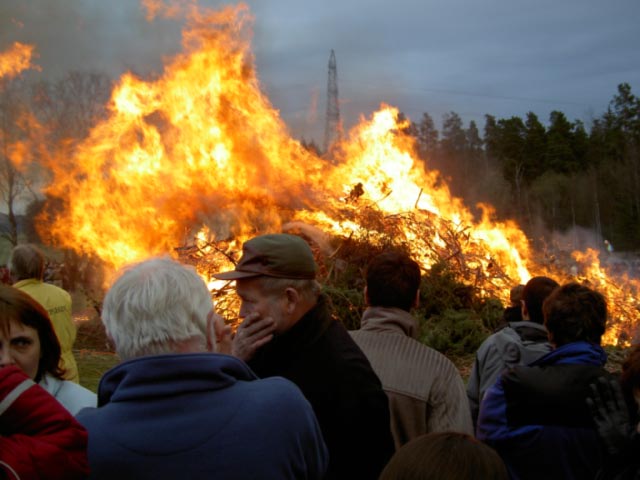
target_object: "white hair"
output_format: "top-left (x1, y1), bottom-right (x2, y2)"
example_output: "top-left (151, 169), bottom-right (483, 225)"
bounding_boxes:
top-left (102, 257), bottom-right (213, 361)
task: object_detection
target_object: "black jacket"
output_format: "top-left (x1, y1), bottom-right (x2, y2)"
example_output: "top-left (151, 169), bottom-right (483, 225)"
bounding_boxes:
top-left (249, 295), bottom-right (394, 479)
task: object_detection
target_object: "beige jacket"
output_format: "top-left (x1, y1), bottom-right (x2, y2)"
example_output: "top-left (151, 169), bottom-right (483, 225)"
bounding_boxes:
top-left (350, 307), bottom-right (473, 449)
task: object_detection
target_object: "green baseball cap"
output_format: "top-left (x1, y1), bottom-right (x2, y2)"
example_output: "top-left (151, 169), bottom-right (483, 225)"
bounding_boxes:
top-left (213, 233), bottom-right (317, 280)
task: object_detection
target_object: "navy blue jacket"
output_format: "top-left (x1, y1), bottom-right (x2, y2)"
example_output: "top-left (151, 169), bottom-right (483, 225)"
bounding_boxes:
top-left (77, 353), bottom-right (328, 480)
top-left (477, 341), bottom-right (611, 480)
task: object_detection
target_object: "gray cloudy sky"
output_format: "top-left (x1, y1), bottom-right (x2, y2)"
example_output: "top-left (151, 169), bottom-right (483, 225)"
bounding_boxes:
top-left (1, 0), bottom-right (639, 144)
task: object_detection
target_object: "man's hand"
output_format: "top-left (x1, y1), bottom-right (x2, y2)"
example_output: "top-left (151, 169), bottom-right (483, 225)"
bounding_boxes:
top-left (231, 313), bottom-right (276, 362)
top-left (586, 376), bottom-right (633, 456)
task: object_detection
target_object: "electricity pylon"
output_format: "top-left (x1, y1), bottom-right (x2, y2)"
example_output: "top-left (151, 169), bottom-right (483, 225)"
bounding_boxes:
top-left (323, 49), bottom-right (341, 155)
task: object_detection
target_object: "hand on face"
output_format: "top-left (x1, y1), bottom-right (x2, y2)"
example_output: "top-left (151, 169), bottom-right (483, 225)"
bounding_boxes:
top-left (231, 312), bottom-right (276, 362)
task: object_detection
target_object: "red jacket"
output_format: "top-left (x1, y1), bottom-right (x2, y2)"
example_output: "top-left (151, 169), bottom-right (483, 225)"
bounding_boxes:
top-left (0, 366), bottom-right (89, 479)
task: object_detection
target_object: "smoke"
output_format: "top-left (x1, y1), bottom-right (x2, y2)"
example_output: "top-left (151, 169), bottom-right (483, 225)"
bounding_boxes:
top-left (548, 225), bottom-right (606, 252)
top-left (306, 87), bottom-right (319, 124)
top-left (0, 0), bottom-right (182, 80)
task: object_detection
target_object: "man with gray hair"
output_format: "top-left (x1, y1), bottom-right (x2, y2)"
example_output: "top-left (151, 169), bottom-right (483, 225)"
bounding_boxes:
top-left (76, 257), bottom-right (328, 480)
top-left (9, 244), bottom-right (79, 383)
top-left (214, 233), bottom-right (394, 479)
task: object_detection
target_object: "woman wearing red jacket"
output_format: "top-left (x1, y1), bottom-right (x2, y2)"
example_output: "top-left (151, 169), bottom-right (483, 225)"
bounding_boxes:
top-left (0, 285), bottom-right (96, 415)
top-left (0, 365), bottom-right (89, 479)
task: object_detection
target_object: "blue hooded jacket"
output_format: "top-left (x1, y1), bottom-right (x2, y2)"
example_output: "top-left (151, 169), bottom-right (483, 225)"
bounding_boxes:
top-left (477, 341), bottom-right (611, 480)
top-left (77, 353), bottom-right (328, 480)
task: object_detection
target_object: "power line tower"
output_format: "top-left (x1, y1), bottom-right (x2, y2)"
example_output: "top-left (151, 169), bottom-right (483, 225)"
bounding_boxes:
top-left (324, 49), bottom-right (341, 155)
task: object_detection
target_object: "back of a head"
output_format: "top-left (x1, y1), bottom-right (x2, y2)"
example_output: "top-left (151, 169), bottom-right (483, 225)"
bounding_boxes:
top-left (543, 282), bottom-right (607, 347)
top-left (379, 432), bottom-right (508, 480)
top-left (366, 251), bottom-right (420, 312)
top-left (509, 284), bottom-right (525, 307)
top-left (102, 257), bottom-right (213, 361)
top-left (522, 276), bottom-right (559, 324)
top-left (9, 244), bottom-right (45, 281)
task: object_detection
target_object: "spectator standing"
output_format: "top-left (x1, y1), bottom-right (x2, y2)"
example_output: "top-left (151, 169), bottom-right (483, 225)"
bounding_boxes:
top-left (467, 276), bottom-right (558, 427)
top-left (0, 285), bottom-right (95, 415)
top-left (350, 251), bottom-right (473, 450)
top-left (477, 282), bottom-right (612, 480)
top-left (214, 233), bottom-right (394, 479)
top-left (77, 257), bottom-right (327, 480)
top-left (501, 284), bottom-right (525, 324)
top-left (9, 244), bottom-right (79, 383)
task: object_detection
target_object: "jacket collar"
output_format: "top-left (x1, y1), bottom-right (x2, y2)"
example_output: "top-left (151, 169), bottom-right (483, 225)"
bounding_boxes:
top-left (13, 278), bottom-right (41, 289)
top-left (360, 306), bottom-right (418, 339)
top-left (97, 353), bottom-right (257, 407)
top-left (532, 340), bottom-right (607, 367)
top-left (39, 373), bottom-right (63, 397)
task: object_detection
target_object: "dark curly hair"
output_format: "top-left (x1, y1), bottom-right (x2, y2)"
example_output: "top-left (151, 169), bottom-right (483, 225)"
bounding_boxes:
top-left (543, 282), bottom-right (607, 347)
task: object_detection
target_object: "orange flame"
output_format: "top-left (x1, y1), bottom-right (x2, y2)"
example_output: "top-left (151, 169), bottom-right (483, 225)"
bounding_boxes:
top-left (43, 5), bottom-right (325, 269)
top-left (0, 42), bottom-right (38, 80)
top-left (31, 3), bottom-right (638, 345)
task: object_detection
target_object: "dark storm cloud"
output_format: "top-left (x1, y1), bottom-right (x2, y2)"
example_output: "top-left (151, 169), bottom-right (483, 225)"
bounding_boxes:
top-left (1, 0), bottom-right (638, 142)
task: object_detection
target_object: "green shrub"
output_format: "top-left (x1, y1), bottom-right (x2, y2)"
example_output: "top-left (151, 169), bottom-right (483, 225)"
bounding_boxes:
top-left (419, 309), bottom-right (490, 356)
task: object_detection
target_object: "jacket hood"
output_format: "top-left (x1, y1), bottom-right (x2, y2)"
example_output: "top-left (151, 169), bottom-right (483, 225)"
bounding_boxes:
top-left (532, 340), bottom-right (607, 367)
top-left (360, 306), bottom-right (418, 339)
top-left (98, 353), bottom-right (257, 406)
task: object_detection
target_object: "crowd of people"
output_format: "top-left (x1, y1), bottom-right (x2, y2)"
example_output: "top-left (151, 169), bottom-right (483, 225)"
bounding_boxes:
top-left (0, 238), bottom-right (639, 479)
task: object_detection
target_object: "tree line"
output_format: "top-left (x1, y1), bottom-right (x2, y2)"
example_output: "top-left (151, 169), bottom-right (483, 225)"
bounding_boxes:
top-left (401, 83), bottom-right (640, 253)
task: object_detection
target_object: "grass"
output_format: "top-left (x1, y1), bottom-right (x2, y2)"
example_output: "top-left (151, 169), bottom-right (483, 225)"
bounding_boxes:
top-left (77, 349), bottom-right (120, 393)
top-left (73, 294), bottom-right (119, 393)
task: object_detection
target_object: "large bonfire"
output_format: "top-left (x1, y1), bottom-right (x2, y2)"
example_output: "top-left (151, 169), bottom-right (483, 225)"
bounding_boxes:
top-left (1, 3), bottom-right (638, 345)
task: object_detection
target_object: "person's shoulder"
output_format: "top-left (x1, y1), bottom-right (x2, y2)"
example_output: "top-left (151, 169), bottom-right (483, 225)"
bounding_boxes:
top-left (27, 280), bottom-right (72, 302)
top-left (247, 376), bottom-right (316, 415)
top-left (56, 380), bottom-right (97, 414)
top-left (476, 328), bottom-right (513, 357)
top-left (60, 379), bottom-right (96, 398)
top-left (44, 282), bottom-right (72, 300)
top-left (394, 336), bottom-right (458, 370)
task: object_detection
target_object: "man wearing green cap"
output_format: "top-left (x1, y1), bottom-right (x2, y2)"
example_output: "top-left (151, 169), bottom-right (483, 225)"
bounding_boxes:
top-left (214, 233), bottom-right (394, 480)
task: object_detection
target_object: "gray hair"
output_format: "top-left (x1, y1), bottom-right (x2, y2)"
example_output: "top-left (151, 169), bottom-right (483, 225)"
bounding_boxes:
top-left (102, 257), bottom-right (213, 361)
top-left (9, 244), bottom-right (45, 281)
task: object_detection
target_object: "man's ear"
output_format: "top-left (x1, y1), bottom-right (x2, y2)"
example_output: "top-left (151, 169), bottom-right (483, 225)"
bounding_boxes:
top-left (364, 286), bottom-right (370, 306)
top-left (412, 290), bottom-right (420, 309)
top-left (521, 300), bottom-right (529, 320)
top-left (206, 311), bottom-right (217, 352)
top-left (284, 287), bottom-right (301, 314)
top-left (208, 311), bottom-right (232, 354)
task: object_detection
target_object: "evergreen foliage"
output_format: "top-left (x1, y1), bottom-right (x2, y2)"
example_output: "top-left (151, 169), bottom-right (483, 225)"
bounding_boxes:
top-left (409, 83), bottom-right (640, 252)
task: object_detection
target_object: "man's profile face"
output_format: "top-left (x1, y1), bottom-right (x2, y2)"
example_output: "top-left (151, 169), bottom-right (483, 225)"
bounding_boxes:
top-left (236, 277), bottom-right (289, 334)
